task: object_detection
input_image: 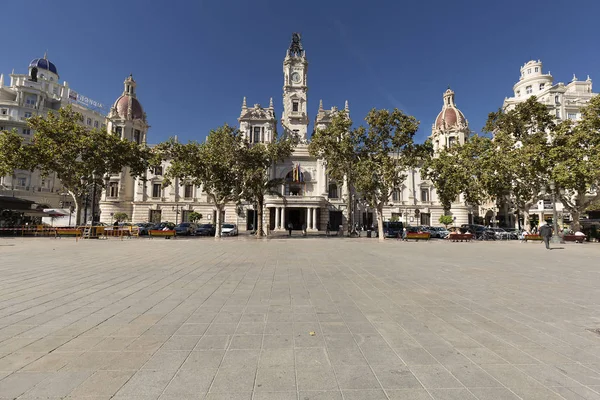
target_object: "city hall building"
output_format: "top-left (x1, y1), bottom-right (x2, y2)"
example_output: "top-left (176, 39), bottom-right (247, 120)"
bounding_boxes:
top-left (99, 34), bottom-right (473, 231)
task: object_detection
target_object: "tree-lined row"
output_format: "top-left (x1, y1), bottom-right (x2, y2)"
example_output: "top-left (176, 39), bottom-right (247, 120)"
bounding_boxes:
top-left (2, 95), bottom-right (598, 237)
top-left (424, 95), bottom-right (600, 231)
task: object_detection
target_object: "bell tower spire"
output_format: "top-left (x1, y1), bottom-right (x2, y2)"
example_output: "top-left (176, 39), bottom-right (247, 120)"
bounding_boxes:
top-left (282, 32), bottom-right (309, 143)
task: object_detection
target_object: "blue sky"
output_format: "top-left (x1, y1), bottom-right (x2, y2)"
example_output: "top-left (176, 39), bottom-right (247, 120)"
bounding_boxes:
top-left (2, 0), bottom-right (599, 143)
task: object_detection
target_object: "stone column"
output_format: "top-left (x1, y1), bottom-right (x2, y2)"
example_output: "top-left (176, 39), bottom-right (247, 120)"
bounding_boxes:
top-left (306, 208), bottom-right (311, 229)
top-left (312, 207), bottom-right (318, 230)
top-left (275, 207), bottom-right (280, 230)
top-left (281, 207), bottom-right (286, 230)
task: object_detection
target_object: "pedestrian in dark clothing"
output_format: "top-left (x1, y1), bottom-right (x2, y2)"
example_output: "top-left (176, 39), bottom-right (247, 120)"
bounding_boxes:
top-left (288, 223), bottom-right (293, 236)
top-left (539, 223), bottom-right (553, 249)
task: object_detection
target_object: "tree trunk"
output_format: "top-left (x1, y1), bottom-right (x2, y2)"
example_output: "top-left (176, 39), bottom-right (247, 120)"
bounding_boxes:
top-left (68, 190), bottom-right (81, 226)
top-left (346, 186), bottom-right (353, 236)
top-left (376, 203), bottom-right (385, 242)
top-left (256, 198), bottom-right (264, 238)
top-left (522, 208), bottom-right (530, 231)
top-left (214, 204), bottom-right (223, 238)
top-left (570, 210), bottom-right (581, 232)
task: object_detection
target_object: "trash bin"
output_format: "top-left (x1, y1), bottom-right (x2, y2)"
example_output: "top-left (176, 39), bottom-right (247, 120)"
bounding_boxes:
top-left (367, 230), bottom-right (372, 238)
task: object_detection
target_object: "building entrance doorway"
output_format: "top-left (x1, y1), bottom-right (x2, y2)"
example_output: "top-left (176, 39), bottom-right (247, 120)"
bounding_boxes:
top-left (247, 209), bottom-right (256, 231)
top-left (329, 211), bottom-right (343, 231)
top-left (362, 212), bottom-right (373, 228)
top-left (286, 208), bottom-right (305, 230)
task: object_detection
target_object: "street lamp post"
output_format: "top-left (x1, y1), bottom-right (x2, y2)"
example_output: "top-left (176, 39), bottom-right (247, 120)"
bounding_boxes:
top-left (172, 205), bottom-right (180, 225)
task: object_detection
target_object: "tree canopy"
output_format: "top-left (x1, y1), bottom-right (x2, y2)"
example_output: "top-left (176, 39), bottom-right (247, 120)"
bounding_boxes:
top-left (353, 108), bottom-right (424, 240)
top-left (0, 106), bottom-right (151, 224)
top-left (239, 135), bottom-right (296, 237)
top-left (550, 95), bottom-right (600, 230)
top-left (309, 111), bottom-right (359, 234)
top-left (156, 124), bottom-right (246, 237)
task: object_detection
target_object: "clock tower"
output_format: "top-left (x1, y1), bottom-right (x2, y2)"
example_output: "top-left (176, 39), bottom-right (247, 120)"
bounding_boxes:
top-left (282, 33), bottom-right (309, 143)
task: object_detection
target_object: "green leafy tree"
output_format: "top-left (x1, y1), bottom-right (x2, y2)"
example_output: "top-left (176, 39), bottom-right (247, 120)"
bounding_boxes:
top-left (113, 212), bottom-right (128, 222)
top-left (422, 135), bottom-right (491, 217)
top-left (188, 211), bottom-right (203, 223)
top-left (240, 136), bottom-right (296, 237)
top-left (483, 97), bottom-right (555, 228)
top-left (550, 95), bottom-right (600, 231)
top-left (157, 124), bottom-right (244, 238)
top-left (0, 129), bottom-right (35, 177)
top-left (0, 106), bottom-right (150, 224)
top-left (353, 108), bottom-right (424, 241)
top-left (438, 214), bottom-right (454, 228)
top-left (309, 111), bottom-right (359, 235)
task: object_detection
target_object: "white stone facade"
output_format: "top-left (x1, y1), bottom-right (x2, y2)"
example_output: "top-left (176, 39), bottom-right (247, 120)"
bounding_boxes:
top-left (103, 34), bottom-right (473, 231)
top-left (493, 60), bottom-right (597, 228)
top-left (0, 55), bottom-right (107, 212)
top-left (504, 60), bottom-right (595, 121)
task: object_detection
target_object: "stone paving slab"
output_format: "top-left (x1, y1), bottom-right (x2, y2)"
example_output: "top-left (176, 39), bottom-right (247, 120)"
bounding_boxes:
top-left (0, 237), bottom-right (599, 399)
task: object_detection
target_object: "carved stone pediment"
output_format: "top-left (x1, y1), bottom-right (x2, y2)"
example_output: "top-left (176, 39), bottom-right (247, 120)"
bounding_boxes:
top-left (240, 106), bottom-right (275, 121)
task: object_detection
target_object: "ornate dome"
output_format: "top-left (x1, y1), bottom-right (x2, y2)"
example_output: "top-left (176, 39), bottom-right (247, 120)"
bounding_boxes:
top-left (29, 54), bottom-right (58, 76)
top-left (113, 95), bottom-right (144, 120)
top-left (434, 88), bottom-right (467, 129)
top-left (110, 75), bottom-right (145, 121)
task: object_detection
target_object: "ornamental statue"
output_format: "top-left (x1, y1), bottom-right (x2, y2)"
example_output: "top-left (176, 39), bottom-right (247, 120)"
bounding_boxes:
top-left (288, 33), bottom-right (304, 56)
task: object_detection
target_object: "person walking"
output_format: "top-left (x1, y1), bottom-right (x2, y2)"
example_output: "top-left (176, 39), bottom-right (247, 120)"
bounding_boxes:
top-left (287, 222), bottom-right (293, 236)
top-left (539, 222), bottom-right (553, 250)
top-left (326, 221), bottom-right (331, 237)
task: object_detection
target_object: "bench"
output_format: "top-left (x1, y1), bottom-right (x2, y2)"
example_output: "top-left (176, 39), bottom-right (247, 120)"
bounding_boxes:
top-left (523, 234), bottom-right (543, 242)
top-left (564, 234), bottom-right (586, 243)
top-left (405, 232), bottom-right (430, 241)
top-left (149, 230), bottom-right (176, 239)
top-left (448, 233), bottom-right (473, 242)
top-left (55, 228), bottom-right (82, 240)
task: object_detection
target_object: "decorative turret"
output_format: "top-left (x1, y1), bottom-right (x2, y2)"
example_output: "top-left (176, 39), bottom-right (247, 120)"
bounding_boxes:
top-left (110, 75), bottom-right (145, 121)
top-left (238, 98), bottom-right (277, 144)
top-left (282, 32), bottom-right (309, 142)
top-left (434, 88), bottom-right (467, 130)
top-left (430, 88), bottom-right (469, 153)
top-left (287, 32), bottom-right (305, 57)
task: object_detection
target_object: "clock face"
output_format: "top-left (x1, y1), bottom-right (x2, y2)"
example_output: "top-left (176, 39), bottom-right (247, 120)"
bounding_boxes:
top-left (291, 72), bottom-right (301, 83)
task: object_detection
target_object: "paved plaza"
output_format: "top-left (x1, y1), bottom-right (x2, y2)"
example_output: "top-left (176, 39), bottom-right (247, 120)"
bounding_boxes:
top-left (1, 237), bottom-right (600, 399)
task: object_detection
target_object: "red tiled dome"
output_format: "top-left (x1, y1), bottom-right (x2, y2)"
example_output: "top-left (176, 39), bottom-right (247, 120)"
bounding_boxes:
top-left (434, 89), bottom-right (466, 129)
top-left (435, 108), bottom-right (466, 129)
top-left (114, 95), bottom-right (144, 120)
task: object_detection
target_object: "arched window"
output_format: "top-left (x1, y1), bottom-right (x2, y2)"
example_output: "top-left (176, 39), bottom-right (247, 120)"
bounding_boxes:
top-left (328, 183), bottom-right (338, 199)
top-left (392, 189), bottom-right (400, 202)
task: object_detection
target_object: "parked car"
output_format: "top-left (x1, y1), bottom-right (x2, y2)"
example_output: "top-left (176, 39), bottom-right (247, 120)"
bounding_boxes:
top-left (195, 224), bottom-right (216, 236)
top-left (134, 222), bottom-right (153, 235)
top-left (489, 227), bottom-right (512, 240)
top-left (429, 227), bottom-right (450, 238)
top-left (373, 221), bottom-right (404, 238)
top-left (174, 222), bottom-right (197, 236)
top-left (460, 224), bottom-right (487, 239)
top-left (151, 222), bottom-right (176, 231)
top-left (221, 223), bottom-right (238, 236)
top-left (503, 228), bottom-right (522, 240)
